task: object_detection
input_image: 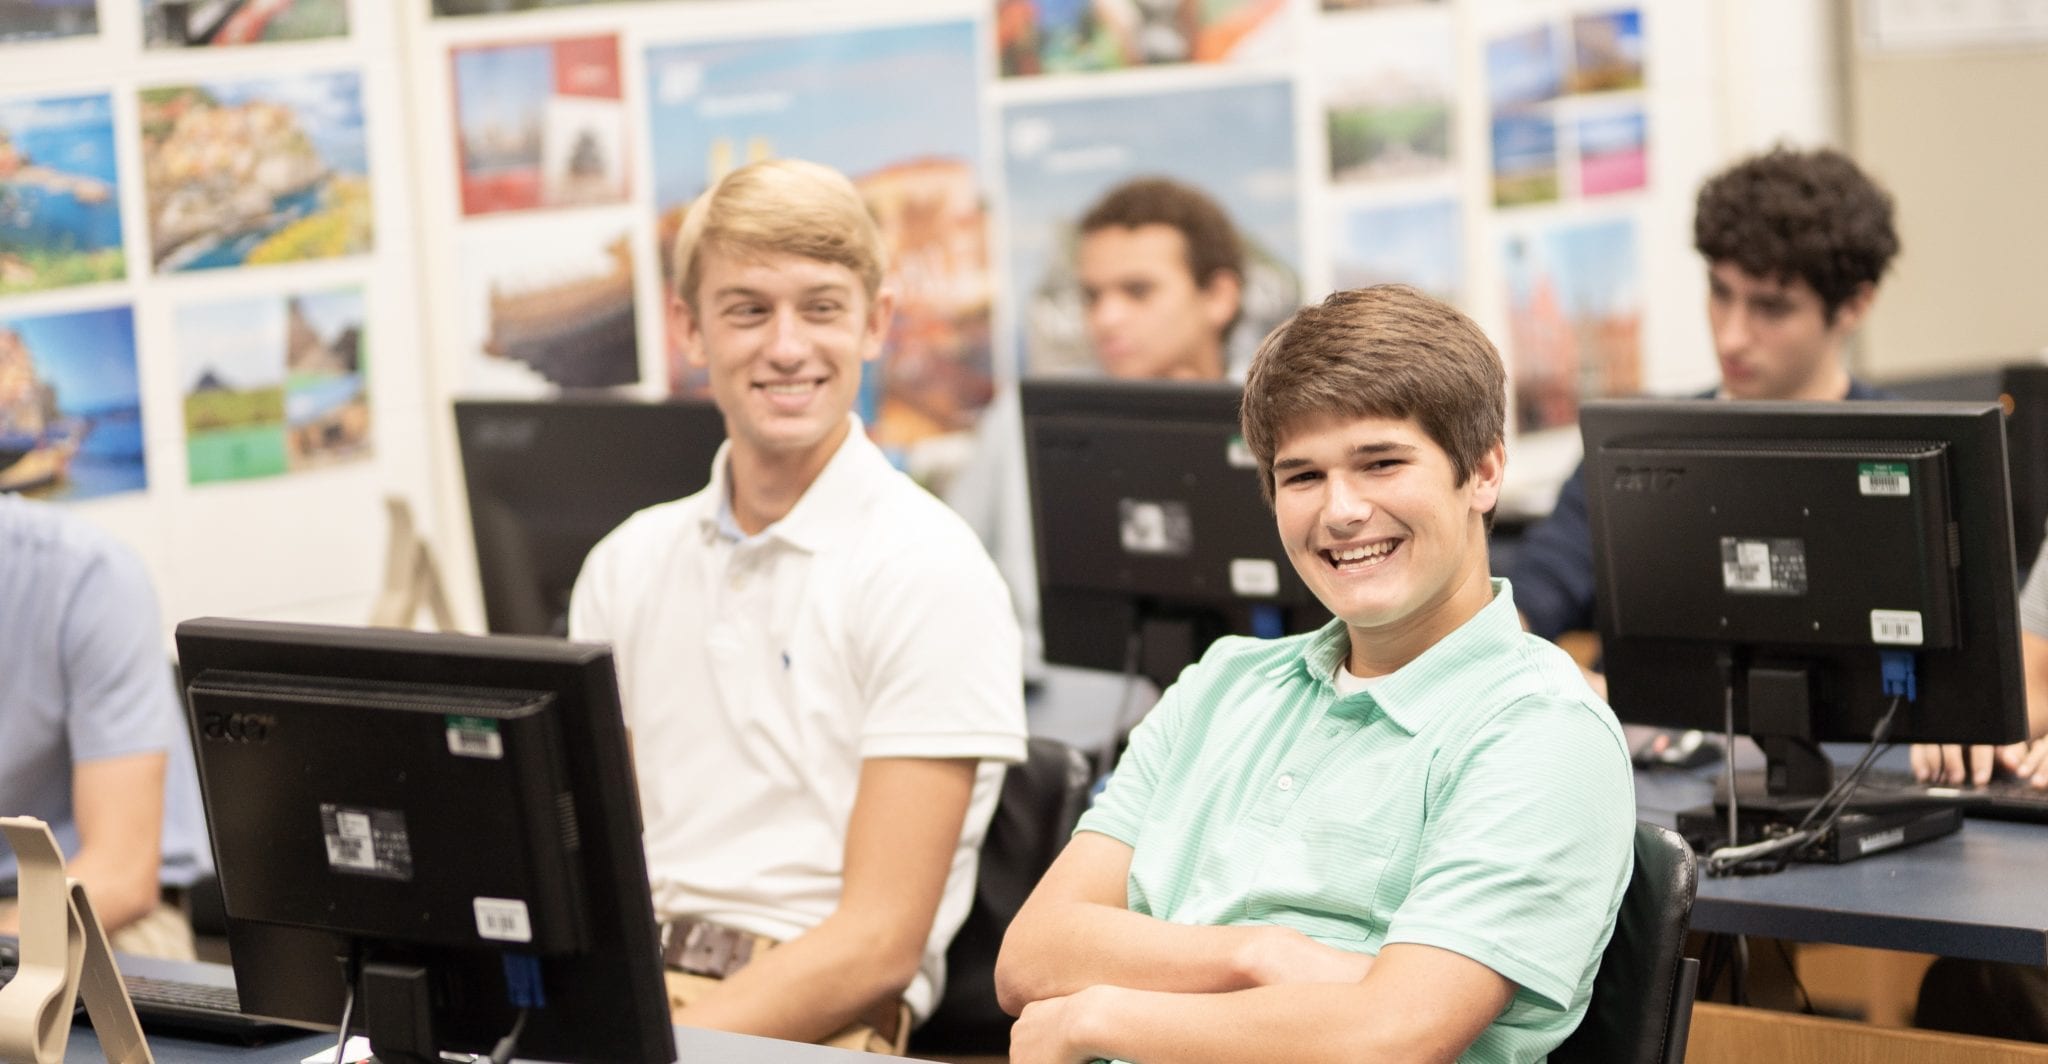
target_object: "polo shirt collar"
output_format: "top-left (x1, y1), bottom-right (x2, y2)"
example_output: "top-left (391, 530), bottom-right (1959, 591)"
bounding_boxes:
top-left (1279, 579), bottom-right (1526, 734)
top-left (699, 414), bottom-right (886, 552)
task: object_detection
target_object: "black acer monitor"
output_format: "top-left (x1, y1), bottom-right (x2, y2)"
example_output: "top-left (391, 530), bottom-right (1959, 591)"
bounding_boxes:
top-left (176, 619), bottom-right (674, 1064)
top-left (1583, 399), bottom-right (2027, 799)
top-left (454, 398), bottom-right (726, 636)
top-left (1021, 379), bottom-right (1329, 688)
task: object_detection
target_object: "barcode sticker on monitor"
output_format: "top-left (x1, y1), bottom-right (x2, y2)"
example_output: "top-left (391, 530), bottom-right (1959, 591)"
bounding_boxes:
top-left (320, 804), bottom-right (415, 881)
top-left (1859, 462), bottom-right (1911, 496)
top-left (473, 897), bottom-right (533, 943)
top-left (1225, 436), bottom-right (1257, 469)
top-left (445, 716), bottom-right (503, 760)
top-left (1871, 609), bottom-right (1925, 646)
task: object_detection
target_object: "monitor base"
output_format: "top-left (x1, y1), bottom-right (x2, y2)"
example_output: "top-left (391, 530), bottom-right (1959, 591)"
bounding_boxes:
top-left (1676, 799), bottom-right (1962, 865)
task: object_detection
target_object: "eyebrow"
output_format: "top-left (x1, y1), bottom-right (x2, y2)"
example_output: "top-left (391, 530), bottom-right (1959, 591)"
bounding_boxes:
top-left (710, 283), bottom-right (853, 303)
top-left (1271, 441), bottom-right (1419, 472)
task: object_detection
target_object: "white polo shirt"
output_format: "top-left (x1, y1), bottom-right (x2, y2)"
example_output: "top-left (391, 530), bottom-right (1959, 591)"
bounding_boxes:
top-left (569, 418), bottom-right (1027, 1021)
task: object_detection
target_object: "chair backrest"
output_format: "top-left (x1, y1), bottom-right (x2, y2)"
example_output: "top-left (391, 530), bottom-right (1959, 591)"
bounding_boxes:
top-left (909, 736), bottom-right (1095, 1054)
top-left (1552, 820), bottom-right (1700, 1064)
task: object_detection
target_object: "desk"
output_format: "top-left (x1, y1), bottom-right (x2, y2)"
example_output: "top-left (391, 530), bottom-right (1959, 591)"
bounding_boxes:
top-left (66, 1023), bottom-right (901, 1063)
top-left (1634, 748), bottom-right (2048, 967)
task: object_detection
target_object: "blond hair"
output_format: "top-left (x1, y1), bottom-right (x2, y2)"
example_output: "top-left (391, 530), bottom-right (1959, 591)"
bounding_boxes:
top-left (670, 158), bottom-right (886, 308)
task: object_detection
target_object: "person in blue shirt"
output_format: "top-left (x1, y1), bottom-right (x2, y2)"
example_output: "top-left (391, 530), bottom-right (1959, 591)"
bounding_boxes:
top-left (1509, 147), bottom-right (1901, 656)
top-left (0, 492), bottom-right (210, 959)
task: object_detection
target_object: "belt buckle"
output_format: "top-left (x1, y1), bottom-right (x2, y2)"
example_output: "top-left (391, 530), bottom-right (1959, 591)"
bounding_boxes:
top-left (662, 919), bottom-right (755, 979)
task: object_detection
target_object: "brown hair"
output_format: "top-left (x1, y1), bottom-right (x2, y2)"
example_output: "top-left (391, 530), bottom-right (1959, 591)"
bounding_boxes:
top-left (1240, 285), bottom-right (1505, 508)
top-left (1080, 176), bottom-right (1244, 336)
top-left (1693, 147), bottom-right (1899, 322)
top-left (670, 158), bottom-right (886, 309)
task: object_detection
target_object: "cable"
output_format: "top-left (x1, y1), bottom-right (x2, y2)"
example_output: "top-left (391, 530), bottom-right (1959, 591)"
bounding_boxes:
top-left (330, 946), bottom-right (361, 1064)
top-left (487, 1009), bottom-right (528, 1064)
top-left (1097, 621), bottom-right (1148, 783)
top-left (1705, 692), bottom-right (1907, 875)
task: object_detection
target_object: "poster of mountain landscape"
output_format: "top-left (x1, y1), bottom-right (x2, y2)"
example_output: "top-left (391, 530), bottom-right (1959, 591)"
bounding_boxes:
top-left (178, 286), bottom-right (370, 483)
top-left (140, 69), bottom-right (373, 273)
top-left (0, 92), bottom-right (126, 295)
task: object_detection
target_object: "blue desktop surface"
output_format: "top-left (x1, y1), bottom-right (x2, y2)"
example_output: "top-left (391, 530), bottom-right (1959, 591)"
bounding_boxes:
top-left (1634, 740), bottom-right (2048, 966)
top-left (67, 1023), bottom-right (902, 1064)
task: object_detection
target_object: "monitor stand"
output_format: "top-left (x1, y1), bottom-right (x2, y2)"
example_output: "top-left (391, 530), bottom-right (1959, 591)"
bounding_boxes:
top-left (1676, 737), bottom-right (1961, 865)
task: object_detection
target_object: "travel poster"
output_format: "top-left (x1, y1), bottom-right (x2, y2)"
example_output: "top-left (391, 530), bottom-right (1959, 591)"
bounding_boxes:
top-left (142, 0), bottom-right (349, 48)
top-left (646, 19), bottom-right (992, 475)
top-left (0, 92), bottom-right (125, 295)
top-left (1323, 16), bottom-right (1453, 185)
top-left (1501, 217), bottom-right (1641, 434)
top-left (1577, 108), bottom-right (1647, 196)
top-left (996, 0), bottom-right (1289, 77)
top-left (456, 216), bottom-right (638, 395)
top-left (140, 70), bottom-right (373, 273)
top-left (0, 0), bottom-right (96, 42)
top-left (1331, 198), bottom-right (1461, 304)
top-left (1571, 9), bottom-right (1645, 94)
top-left (453, 35), bottom-right (628, 215)
top-left (0, 304), bottom-right (146, 500)
top-left (178, 286), bottom-right (371, 484)
top-left (434, 0), bottom-right (658, 13)
top-left (1002, 79), bottom-right (1302, 376)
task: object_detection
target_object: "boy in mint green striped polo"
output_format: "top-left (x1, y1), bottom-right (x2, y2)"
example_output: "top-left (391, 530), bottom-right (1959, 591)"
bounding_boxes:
top-left (996, 285), bottom-right (1635, 1064)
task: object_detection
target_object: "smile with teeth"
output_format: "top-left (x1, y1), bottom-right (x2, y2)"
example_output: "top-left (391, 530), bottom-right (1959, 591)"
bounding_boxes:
top-left (1323, 540), bottom-right (1398, 570)
top-left (757, 379), bottom-right (823, 396)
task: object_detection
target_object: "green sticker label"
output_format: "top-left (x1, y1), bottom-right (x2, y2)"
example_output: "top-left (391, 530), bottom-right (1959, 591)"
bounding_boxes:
top-left (445, 716), bottom-right (502, 759)
top-left (1858, 462), bottom-right (1910, 497)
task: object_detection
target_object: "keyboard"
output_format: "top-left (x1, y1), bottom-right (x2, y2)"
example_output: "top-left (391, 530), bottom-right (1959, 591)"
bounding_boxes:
top-left (0, 940), bottom-right (315, 1044)
top-left (1858, 769), bottom-right (2048, 824)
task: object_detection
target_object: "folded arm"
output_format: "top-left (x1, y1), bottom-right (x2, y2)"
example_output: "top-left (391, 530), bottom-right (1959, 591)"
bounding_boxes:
top-left (993, 830), bottom-right (1373, 1015)
top-left (1010, 941), bottom-right (1513, 1064)
top-left (673, 757), bottom-right (975, 1041)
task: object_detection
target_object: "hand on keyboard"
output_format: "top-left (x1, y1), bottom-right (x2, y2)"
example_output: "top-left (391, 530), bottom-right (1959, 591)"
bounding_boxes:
top-left (1909, 743), bottom-right (2006, 786)
top-left (1998, 737), bottom-right (2048, 789)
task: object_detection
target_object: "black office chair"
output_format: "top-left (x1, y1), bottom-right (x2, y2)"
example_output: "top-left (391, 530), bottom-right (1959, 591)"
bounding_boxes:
top-left (1552, 821), bottom-right (1700, 1064)
top-left (908, 736), bottom-right (1095, 1057)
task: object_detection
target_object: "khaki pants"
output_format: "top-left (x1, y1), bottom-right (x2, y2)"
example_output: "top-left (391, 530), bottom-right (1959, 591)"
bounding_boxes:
top-left (662, 935), bottom-right (911, 1055)
top-left (0, 896), bottom-right (196, 961)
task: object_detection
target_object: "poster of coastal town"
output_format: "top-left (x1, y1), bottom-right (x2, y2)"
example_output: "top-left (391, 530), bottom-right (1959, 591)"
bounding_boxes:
top-left (0, 305), bottom-right (146, 501)
top-left (1002, 79), bottom-right (1302, 377)
top-left (0, 0), bottom-right (96, 42)
top-left (1501, 216), bottom-right (1641, 434)
top-left (142, 0), bottom-right (349, 48)
top-left (645, 19), bottom-right (993, 479)
top-left (995, 0), bottom-right (1290, 76)
top-left (0, 92), bottom-right (125, 295)
top-left (452, 35), bottom-right (628, 215)
top-left (178, 287), bottom-right (370, 484)
top-left (140, 70), bottom-right (373, 273)
top-left (457, 217), bottom-right (638, 394)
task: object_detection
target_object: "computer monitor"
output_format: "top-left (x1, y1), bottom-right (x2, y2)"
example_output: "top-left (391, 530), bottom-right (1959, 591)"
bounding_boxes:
top-left (1880, 362), bottom-right (2048, 571)
top-left (454, 397), bottom-right (726, 636)
top-left (1582, 399), bottom-right (2028, 798)
top-left (175, 618), bottom-right (674, 1064)
top-left (1021, 379), bottom-right (1329, 688)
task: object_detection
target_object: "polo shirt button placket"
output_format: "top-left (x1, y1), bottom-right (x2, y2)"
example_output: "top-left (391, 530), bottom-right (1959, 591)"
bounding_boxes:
top-left (1276, 773), bottom-right (1294, 792)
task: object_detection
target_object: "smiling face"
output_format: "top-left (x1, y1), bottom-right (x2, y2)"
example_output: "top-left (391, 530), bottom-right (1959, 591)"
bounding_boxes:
top-left (1707, 260), bottom-right (1870, 401)
top-left (674, 245), bottom-right (892, 471)
top-left (1271, 411), bottom-right (1504, 674)
top-left (1078, 223), bottom-right (1237, 381)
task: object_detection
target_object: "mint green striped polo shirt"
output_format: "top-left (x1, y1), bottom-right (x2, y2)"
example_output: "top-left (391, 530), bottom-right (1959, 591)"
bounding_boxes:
top-left (1078, 579), bottom-right (1635, 1063)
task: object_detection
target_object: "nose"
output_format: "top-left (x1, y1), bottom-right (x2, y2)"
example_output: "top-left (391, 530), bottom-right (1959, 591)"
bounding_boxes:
top-left (1322, 474), bottom-right (1373, 534)
top-left (1714, 304), bottom-right (1751, 357)
top-left (767, 306), bottom-right (807, 366)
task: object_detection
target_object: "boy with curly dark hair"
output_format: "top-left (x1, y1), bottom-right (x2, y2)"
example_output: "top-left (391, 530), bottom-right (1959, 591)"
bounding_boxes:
top-left (1510, 146), bottom-right (1900, 645)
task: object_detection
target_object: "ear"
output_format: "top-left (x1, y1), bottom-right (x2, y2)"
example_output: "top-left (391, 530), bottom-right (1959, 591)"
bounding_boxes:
top-left (1829, 282), bottom-right (1877, 336)
top-left (1200, 269), bottom-right (1243, 334)
top-left (671, 294), bottom-right (707, 368)
top-left (861, 286), bottom-right (898, 364)
top-left (1467, 440), bottom-right (1507, 518)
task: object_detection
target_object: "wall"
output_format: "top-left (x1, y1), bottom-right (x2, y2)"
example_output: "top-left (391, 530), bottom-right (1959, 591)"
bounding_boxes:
top-left (0, 0), bottom-right (1846, 639)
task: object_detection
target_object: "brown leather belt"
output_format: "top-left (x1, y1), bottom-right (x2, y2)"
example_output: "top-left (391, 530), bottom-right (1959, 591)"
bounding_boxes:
top-left (659, 917), bottom-right (902, 1046)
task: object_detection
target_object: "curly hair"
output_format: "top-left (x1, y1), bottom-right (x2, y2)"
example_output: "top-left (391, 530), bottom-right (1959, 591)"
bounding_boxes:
top-left (1693, 147), bottom-right (1899, 322)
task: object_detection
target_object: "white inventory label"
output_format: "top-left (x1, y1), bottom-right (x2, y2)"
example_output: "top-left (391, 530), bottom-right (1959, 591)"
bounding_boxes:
top-left (445, 715), bottom-right (503, 759)
top-left (1229, 558), bottom-right (1280, 596)
top-left (1870, 609), bottom-right (1925, 646)
top-left (473, 897), bottom-right (533, 943)
top-left (1858, 462), bottom-right (1911, 496)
